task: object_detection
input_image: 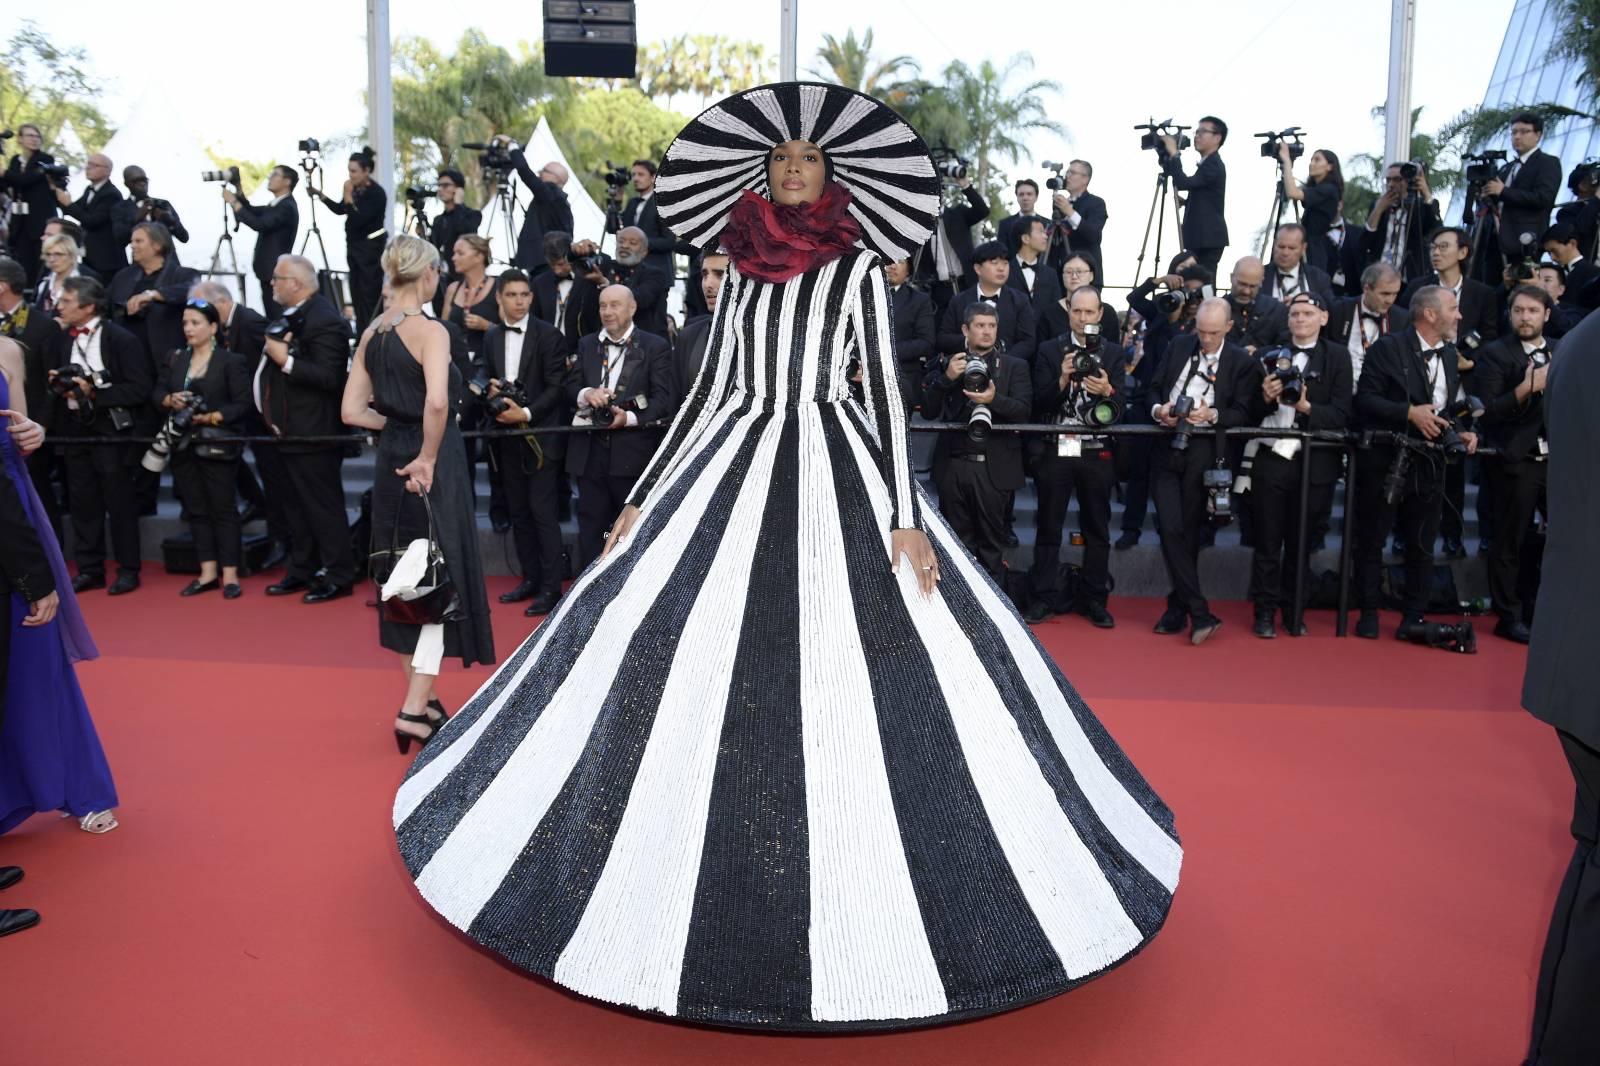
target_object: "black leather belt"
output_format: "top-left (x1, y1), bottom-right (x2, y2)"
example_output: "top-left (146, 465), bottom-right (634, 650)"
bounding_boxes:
top-left (952, 452), bottom-right (987, 463)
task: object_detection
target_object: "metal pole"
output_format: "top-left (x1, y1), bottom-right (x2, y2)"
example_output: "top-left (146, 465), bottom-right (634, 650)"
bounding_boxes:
top-left (779, 0), bottom-right (799, 81)
top-left (367, 0), bottom-right (395, 235)
top-left (1292, 436), bottom-right (1313, 633)
top-left (1336, 449), bottom-right (1357, 637)
top-left (1383, 0), bottom-right (1415, 168)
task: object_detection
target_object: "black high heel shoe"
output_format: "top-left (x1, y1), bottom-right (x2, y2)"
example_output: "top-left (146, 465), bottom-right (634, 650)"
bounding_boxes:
top-left (394, 711), bottom-right (442, 755)
top-left (427, 697), bottom-right (451, 724)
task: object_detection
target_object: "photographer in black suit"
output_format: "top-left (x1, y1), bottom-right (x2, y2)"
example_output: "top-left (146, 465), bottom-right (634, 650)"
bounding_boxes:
top-left (426, 168), bottom-right (481, 290)
top-left (225, 165), bottom-right (300, 319)
top-left (571, 230), bottom-right (669, 339)
top-left (256, 255), bottom-right (354, 603)
top-left (1362, 162), bottom-right (1441, 284)
top-left (565, 284), bottom-right (676, 569)
top-left (923, 303), bottom-right (1031, 579)
top-left (1246, 293), bottom-right (1352, 638)
top-left (1048, 160), bottom-right (1108, 263)
top-left (916, 173), bottom-right (989, 313)
top-left (1520, 306), bottom-right (1600, 1066)
top-left (112, 166), bottom-right (189, 249)
top-left (50, 277), bottom-right (154, 595)
top-left (1475, 284), bottom-right (1556, 644)
top-left (1262, 224), bottom-right (1335, 306)
top-left (674, 252), bottom-right (729, 406)
top-left (1543, 221), bottom-right (1600, 311)
top-left (1481, 113), bottom-right (1563, 258)
top-left (1351, 285), bottom-right (1479, 643)
top-left (106, 222), bottom-right (201, 375)
top-left (1223, 257), bottom-right (1289, 354)
top-left (1025, 286), bottom-right (1124, 627)
top-left (1148, 297), bottom-right (1257, 644)
top-left (885, 257), bottom-right (935, 411)
top-left (480, 271), bottom-right (571, 616)
top-left (1006, 216), bottom-right (1062, 315)
top-left (1162, 117), bottom-right (1229, 275)
top-left (2, 124), bottom-right (62, 283)
top-left (530, 233), bottom-right (598, 351)
top-left (995, 178), bottom-right (1045, 256)
top-left (501, 139), bottom-right (574, 275)
top-left (1397, 227), bottom-right (1499, 342)
top-left (54, 153), bottom-right (125, 277)
top-left (937, 241), bottom-right (1037, 362)
top-left (604, 160), bottom-right (676, 281)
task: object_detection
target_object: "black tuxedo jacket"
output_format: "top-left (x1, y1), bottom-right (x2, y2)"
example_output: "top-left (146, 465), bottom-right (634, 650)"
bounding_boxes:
top-left (63, 182), bottom-right (127, 275)
top-left (1354, 330), bottom-right (1463, 472)
top-left (224, 305), bottom-right (269, 377)
top-left (563, 328), bottom-right (676, 479)
top-left (111, 197), bottom-right (189, 247)
top-left (616, 261), bottom-right (670, 338)
top-left (1561, 257), bottom-right (1600, 310)
top-left (888, 284), bottom-right (935, 373)
top-left (937, 286), bottom-right (1037, 362)
top-left (1006, 255), bottom-right (1063, 316)
top-left (1359, 199), bottom-right (1442, 282)
top-left (1326, 297), bottom-right (1411, 349)
top-left (672, 314), bottom-right (713, 407)
top-left (1152, 335), bottom-right (1258, 427)
top-left (106, 258), bottom-right (202, 364)
top-left (3, 151), bottom-right (60, 246)
top-left (1059, 190), bottom-right (1108, 259)
top-left (56, 319), bottom-right (157, 438)
top-left (1, 301), bottom-right (62, 430)
top-left (1226, 294), bottom-right (1289, 350)
top-left (1036, 299), bottom-right (1123, 350)
top-left (1165, 151), bottom-right (1228, 250)
top-left (257, 294), bottom-right (349, 452)
top-left (154, 346), bottom-right (252, 429)
top-left (1523, 311), bottom-right (1600, 748)
top-left (1474, 334), bottom-right (1554, 461)
top-left (1247, 338), bottom-right (1354, 483)
top-left (915, 186), bottom-right (989, 292)
top-left (1032, 334), bottom-right (1129, 431)
top-left (1496, 149), bottom-right (1563, 255)
top-left (429, 204), bottom-right (482, 271)
top-left (1261, 262), bottom-right (1335, 306)
top-left (509, 150), bottom-right (575, 272)
top-left (531, 270), bottom-right (599, 354)
top-left (1397, 274), bottom-right (1499, 342)
top-left (922, 351), bottom-right (1032, 491)
top-left (996, 212), bottom-right (1045, 255)
top-left (481, 318), bottom-right (572, 461)
top-left (608, 194), bottom-right (676, 279)
top-left (234, 196), bottom-right (300, 280)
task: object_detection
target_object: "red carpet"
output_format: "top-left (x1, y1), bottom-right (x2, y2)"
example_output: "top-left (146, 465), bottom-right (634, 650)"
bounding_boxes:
top-left (2, 571), bottom-right (1568, 1065)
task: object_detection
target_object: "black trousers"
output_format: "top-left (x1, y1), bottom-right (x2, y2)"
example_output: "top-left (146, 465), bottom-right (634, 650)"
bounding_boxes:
top-left (348, 258), bottom-right (383, 331)
top-left (575, 442), bottom-right (637, 571)
top-left (1354, 457), bottom-right (1443, 617)
top-left (1249, 449), bottom-right (1333, 619)
top-left (1030, 447), bottom-right (1115, 603)
top-left (1120, 433), bottom-right (1154, 535)
top-left (1486, 456), bottom-right (1546, 623)
top-left (935, 456), bottom-right (1010, 578)
top-left (1528, 730), bottom-right (1600, 1066)
top-left (498, 436), bottom-right (565, 595)
top-left (173, 452), bottom-right (242, 567)
top-left (64, 440), bottom-right (142, 576)
top-left (26, 445), bottom-right (63, 544)
top-left (1150, 444), bottom-right (1214, 618)
top-left (278, 448), bottom-right (352, 586)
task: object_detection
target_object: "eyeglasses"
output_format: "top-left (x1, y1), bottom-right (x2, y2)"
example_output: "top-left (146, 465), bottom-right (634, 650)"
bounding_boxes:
top-left (1064, 267), bottom-right (1093, 277)
top-left (269, 275), bottom-right (290, 282)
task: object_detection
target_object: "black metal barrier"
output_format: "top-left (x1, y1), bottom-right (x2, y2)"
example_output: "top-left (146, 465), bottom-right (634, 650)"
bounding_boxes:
top-left (38, 422), bottom-right (1498, 638)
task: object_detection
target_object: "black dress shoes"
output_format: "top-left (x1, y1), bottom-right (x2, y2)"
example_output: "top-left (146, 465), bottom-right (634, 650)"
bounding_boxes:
top-left (1189, 613), bottom-right (1223, 645)
top-left (71, 572), bottom-right (105, 593)
top-left (1081, 602), bottom-right (1115, 629)
top-left (107, 571), bottom-right (141, 596)
top-left (499, 579), bottom-right (537, 604)
top-left (1493, 617), bottom-right (1531, 644)
top-left (0, 908), bottom-right (39, 938)
top-left (266, 576), bottom-right (310, 596)
top-left (180, 578), bottom-right (220, 597)
top-left (1023, 601), bottom-right (1055, 625)
top-left (1153, 606), bottom-right (1189, 635)
top-left (1114, 530), bottom-right (1140, 550)
top-left (223, 583), bottom-right (243, 600)
top-left (302, 583), bottom-right (353, 605)
top-left (1355, 610), bottom-right (1381, 639)
top-left (1252, 609), bottom-right (1277, 639)
top-left (258, 543), bottom-right (289, 573)
top-left (0, 866), bottom-right (21, 891)
top-left (1440, 537), bottom-right (1466, 560)
top-left (524, 593), bottom-right (559, 617)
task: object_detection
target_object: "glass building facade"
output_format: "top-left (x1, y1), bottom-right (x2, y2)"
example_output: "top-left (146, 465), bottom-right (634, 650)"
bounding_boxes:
top-left (1479, 0), bottom-right (1597, 176)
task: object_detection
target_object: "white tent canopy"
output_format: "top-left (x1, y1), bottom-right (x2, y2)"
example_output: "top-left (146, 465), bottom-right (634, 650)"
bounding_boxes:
top-left (523, 115), bottom-right (607, 245)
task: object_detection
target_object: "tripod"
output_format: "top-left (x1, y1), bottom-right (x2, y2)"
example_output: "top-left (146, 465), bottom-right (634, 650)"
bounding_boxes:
top-left (480, 173), bottom-right (521, 266)
top-left (1132, 170), bottom-right (1185, 287)
top-left (1256, 175), bottom-right (1301, 260)
top-left (207, 195), bottom-right (244, 305)
top-left (297, 163), bottom-right (342, 308)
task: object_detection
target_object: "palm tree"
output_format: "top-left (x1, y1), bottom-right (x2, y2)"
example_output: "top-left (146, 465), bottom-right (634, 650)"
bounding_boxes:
top-left (925, 57), bottom-right (1064, 217)
top-left (809, 29), bottom-right (919, 97)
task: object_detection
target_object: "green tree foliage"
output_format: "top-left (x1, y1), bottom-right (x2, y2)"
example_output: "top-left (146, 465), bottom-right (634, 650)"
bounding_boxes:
top-left (810, 30), bottom-right (918, 97)
top-left (562, 89), bottom-right (686, 204)
top-left (1342, 107), bottom-right (1469, 225)
top-left (1550, 0), bottom-right (1600, 109)
top-left (0, 22), bottom-right (113, 169)
top-left (620, 35), bottom-right (774, 109)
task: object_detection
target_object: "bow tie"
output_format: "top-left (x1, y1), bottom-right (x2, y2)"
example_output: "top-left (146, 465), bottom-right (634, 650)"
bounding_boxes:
top-left (1421, 347), bottom-right (1441, 361)
top-left (502, 324), bottom-right (523, 334)
top-left (1360, 309), bottom-right (1383, 322)
top-left (1292, 346), bottom-right (1316, 356)
top-left (69, 326), bottom-right (90, 338)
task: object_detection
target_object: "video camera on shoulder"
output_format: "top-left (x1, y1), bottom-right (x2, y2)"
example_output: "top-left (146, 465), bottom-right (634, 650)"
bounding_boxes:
top-left (1256, 127), bottom-right (1304, 160)
top-left (1261, 347), bottom-right (1322, 407)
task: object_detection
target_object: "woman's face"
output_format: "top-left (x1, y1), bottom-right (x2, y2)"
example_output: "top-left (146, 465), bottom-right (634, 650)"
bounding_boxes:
top-left (182, 309), bottom-right (217, 347)
top-left (43, 246), bottom-right (73, 274)
top-left (1309, 151), bottom-right (1331, 181)
top-left (1062, 257), bottom-right (1094, 294)
top-left (452, 238), bottom-right (482, 273)
top-left (768, 140), bottom-right (826, 207)
top-left (349, 160), bottom-right (370, 185)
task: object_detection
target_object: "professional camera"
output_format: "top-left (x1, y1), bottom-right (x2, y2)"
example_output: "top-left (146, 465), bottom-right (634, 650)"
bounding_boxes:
top-left (602, 161), bottom-right (630, 194)
top-left (1463, 150), bottom-right (1508, 187)
top-left (297, 138), bottom-right (321, 173)
top-left (1042, 160), bottom-right (1067, 191)
top-left (201, 165), bottom-right (241, 186)
top-left (1448, 330), bottom-right (1482, 374)
top-left (265, 317), bottom-right (293, 340)
top-left (583, 391), bottom-right (649, 427)
top-left (1168, 394), bottom-right (1196, 451)
top-left (574, 251), bottom-right (621, 285)
top-left (930, 146), bottom-right (969, 182)
top-left (405, 185), bottom-right (436, 204)
top-left (142, 394), bottom-right (206, 474)
top-left (1152, 282), bottom-right (1204, 317)
top-left (1136, 119), bottom-right (1190, 159)
top-left (1071, 322), bottom-right (1104, 378)
top-left (1203, 465), bottom-right (1234, 525)
top-left (965, 402), bottom-right (993, 444)
top-left (462, 141), bottom-right (514, 185)
top-left (40, 162), bottom-right (70, 188)
top-left (49, 362), bottom-right (103, 404)
top-left (1261, 348), bottom-right (1322, 407)
top-left (1256, 127), bottom-right (1305, 160)
top-left (960, 350), bottom-right (992, 393)
top-left (1397, 160), bottom-right (1421, 183)
top-left (1399, 618), bottom-right (1477, 654)
top-left (466, 375), bottom-right (530, 419)
top-left (0, 129), bottom-right (11, 141)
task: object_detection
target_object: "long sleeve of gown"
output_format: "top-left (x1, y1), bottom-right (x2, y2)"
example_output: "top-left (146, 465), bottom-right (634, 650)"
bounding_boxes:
top-left (625, 265), bottom-right (742, 509)
top-left (851, 262), bottom-right (921, 530)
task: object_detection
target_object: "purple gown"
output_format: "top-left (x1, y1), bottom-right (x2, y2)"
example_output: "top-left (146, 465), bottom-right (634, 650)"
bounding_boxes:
top-left (0, 372), bottom-right (117, 834)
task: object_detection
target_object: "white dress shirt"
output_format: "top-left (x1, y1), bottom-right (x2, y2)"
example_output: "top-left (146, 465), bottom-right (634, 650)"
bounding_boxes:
top-left (1415, 330), bottom-right (1448, 410)
top-left (1155, 343), bottom-right (1222, 421)
top-left (579, 324), bottom-right (640, 426)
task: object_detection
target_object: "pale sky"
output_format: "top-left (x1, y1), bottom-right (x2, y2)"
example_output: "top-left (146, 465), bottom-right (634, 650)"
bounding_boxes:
top-left (26, 0), bottom-right (1515, 287)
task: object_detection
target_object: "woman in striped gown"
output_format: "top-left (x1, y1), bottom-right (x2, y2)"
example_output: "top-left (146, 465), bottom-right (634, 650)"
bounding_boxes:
top-left (393, 82), bottom-right (1182, 1031)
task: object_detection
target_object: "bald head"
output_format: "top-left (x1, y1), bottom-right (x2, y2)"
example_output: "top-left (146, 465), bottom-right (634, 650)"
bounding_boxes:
top-left (598, 283), bottom-right (637, 335)
top-left (1195, 297), bottom-right (1233, 354)
top-left (538, 161), bottom-right (569, 187)
top-left (616, 226), bottom-right (648, 266)
top-left (1230, 256), bottom-right (1264, 303)
top-left (85, 153), bottom-right (113, 185)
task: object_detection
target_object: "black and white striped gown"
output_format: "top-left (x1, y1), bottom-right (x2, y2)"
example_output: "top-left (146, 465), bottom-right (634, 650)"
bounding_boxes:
top-left (393, 248), bottom-right (1182, 1030)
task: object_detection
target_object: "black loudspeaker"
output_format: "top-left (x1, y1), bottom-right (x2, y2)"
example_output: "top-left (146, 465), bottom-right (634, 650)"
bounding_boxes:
top-left (543, 1), bottom-right (637, 78)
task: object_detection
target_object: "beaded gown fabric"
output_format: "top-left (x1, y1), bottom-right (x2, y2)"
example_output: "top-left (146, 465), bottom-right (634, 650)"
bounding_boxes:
top-left (392, 248), bottom-right (1182, 1030)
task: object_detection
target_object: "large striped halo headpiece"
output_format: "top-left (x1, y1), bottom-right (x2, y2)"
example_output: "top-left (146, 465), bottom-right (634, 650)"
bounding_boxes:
top-left (654, 81), bottom-right (941, 264)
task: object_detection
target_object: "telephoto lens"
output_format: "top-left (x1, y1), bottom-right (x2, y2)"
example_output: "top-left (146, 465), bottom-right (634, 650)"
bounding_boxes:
top-left (961, 353), bottom-right (992, 393)
top-left (1169, 394), bottom-right (1196, 451)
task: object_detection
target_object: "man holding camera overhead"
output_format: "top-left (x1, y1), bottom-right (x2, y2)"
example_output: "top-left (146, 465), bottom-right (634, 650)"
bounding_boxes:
top-left (1161, 117), bottom-right (1229, 276)
top-left (225, 165), bottom-right (300, 319)
top-left (923, 302), bottom-right (1031, 581)
top-left (1246, 292), bottom-right (1351, 639)
top-left (1148, 297), bottom-right (1255, 645)
top-left (501, 137), bottom-right (574, 276)
top-left (1351, 285), bottom-right (1478, 646)
top-left (1025, 286), bottom-right (1124, 627)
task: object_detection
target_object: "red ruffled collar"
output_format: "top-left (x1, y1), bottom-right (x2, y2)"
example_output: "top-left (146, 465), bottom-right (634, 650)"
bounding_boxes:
top-left (718, 182), bottom-right (862, 284)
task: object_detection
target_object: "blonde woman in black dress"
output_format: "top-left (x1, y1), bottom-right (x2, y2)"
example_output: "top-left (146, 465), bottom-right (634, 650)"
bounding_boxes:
top-left (342, 235), bottom-right (494, 752)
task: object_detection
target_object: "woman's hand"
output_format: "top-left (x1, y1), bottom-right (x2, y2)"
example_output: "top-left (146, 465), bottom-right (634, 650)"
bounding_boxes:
top-left (601, 504), bottom-right (641, 560)
top-left (463, 312), bottom-right (491, 331)
top-left (396, 454), bottom-right (435, 495)
top-left (891, 528), bottom-right (939, 597)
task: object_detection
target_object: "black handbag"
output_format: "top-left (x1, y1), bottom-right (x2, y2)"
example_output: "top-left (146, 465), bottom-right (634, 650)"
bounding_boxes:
top-left (369, 490), bottom-right (462, 626)
top-left (192, 425), bottom-right (242, 461)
